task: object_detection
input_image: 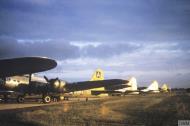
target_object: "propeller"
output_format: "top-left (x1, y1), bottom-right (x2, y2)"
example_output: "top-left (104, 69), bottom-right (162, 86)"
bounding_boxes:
top-left (44, 76), bottom-right (59, 82)
top-left (44, 76), bottom-right (49, 82)
top-left (43, 76), bottom-right (66, 93)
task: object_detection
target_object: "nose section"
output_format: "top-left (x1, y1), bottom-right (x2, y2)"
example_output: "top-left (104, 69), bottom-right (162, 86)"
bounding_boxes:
top-left (0, 78), bottom-right (5, 87)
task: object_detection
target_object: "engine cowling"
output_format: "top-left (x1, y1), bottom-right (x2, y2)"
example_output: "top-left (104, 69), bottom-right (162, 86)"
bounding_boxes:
top-left (49, 78), bottom-right (66, 93)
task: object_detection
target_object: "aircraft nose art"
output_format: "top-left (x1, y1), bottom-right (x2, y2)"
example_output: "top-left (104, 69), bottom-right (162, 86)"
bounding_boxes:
top-left (0, 57), bottom-right (57, 77)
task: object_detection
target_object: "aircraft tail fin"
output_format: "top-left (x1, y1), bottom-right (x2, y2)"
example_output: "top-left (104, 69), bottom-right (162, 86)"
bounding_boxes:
top-left (90, 69), bottom-right (104, 81)
top-left (116, 77), bottom-right (139, 94)
top-left (128, 77), bottom-right (138, 91)
top-left (161, 84), bottom-right (168, 92)
top-left (147, 80), bottom-right (159, 91)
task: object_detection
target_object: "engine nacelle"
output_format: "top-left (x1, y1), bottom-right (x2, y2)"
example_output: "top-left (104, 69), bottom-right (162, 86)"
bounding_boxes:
top-left (50, 79), bottom-right (66, 93)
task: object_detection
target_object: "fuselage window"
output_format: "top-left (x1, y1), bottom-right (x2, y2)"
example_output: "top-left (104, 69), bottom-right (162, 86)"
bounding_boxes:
top-left (0, 78), bottom-right (4, 85)
top-left (6, 77), bottom-right (11, 81)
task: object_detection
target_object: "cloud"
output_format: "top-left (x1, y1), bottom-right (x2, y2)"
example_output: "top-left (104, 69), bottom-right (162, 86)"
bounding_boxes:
top-left (70, 41), bottom-right (102, 49)
top-left (0, 36), bottom-right (80, 59)
top-left (0, 36), bottom-right (190, 87)
top-left (81, 42), bottom-right (141, 58)
top-left (44, 41), bottom-right (190, 88)
top-left (0, 0), bottom-right (190, 87)
top-left (0, 37), bottom-right (143, 59)
top-left (0, 0), bottom-right (190, 41)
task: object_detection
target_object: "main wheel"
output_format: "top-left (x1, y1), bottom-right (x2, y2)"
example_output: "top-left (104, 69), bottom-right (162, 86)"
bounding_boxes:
top-left (64, 96), bottom-right (69, 101)
top-left (17, 95), bottom-right (25, 103)
top-left (43, 95), bottom-right (51, 103)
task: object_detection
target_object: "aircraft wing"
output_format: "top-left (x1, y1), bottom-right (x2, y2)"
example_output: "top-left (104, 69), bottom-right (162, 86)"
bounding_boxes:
top-left (91, 90), bottom-right (122, 95)
top-left (124, 90), bottom-right (139, 93)
top-left (65, 79), bottom-right (129, 92)
top-left (92, 90), bottom-right (140, 95)
top-left (0, 57), bottom-right (57, 77)
top-left (0, 90), bottom-right (15, 95)
top-left (105, 84), bottom-right (130, 90)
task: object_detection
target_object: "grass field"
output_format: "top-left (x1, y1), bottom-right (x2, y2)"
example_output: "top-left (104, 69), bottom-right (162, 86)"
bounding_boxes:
top-left (0, 94), bottom-right (190, 126)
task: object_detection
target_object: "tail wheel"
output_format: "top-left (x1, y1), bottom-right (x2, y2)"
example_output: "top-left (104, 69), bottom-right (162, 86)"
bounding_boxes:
top-left (17, 95), bottom-right (25, 103)
top-left (43, 95), bottom-right (51, 103)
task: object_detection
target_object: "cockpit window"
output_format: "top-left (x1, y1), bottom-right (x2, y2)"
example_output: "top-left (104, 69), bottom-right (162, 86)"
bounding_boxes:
top-left (0, 78), bottom-right (5, 85)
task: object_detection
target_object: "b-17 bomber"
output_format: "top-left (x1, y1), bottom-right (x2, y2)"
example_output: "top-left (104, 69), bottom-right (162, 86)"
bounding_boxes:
top-left (0, 57), bottom-right (129, 103)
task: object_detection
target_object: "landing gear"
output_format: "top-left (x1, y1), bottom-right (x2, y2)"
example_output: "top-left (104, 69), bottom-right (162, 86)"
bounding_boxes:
top-left (3, 95), bottom-right (8, 103)
top-left (42, 95), bottom-right (51, 103)
top-left (17, 95), bottom-right (25, 103)
top-left (52, 96), bottom-right (61, 102)
top-left (64, 96), bottom-right (69, 101)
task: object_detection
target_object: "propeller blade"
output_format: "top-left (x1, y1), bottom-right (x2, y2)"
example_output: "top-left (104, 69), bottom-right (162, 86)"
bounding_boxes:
top-left (44, 76), bottom-right (49, 82)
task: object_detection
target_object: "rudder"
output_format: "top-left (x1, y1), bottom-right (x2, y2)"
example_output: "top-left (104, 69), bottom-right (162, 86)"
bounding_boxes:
top-left (90, 68), bottom-right (104, 81)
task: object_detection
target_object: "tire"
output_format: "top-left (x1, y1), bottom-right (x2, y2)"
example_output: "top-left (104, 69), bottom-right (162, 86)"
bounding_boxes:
top-left (64, 96), bottom-right (69, 101)
top-left (43, 95), bottom-right (51, 103)
top-left (52, 96), bottom-right (61, 102)
top-left (17, 95), bottom-right (25, 103)
top-left (56, 96), bottom-right (61, 102)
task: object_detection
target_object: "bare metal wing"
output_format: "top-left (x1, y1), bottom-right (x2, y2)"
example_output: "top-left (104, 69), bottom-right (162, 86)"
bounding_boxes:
top-left (0, 57), bottom-right (57, 77)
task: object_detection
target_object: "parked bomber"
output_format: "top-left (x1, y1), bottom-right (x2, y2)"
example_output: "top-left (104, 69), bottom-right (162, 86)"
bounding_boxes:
top-left (0, 57), bottom-right (129, 103)
top-left (72, 68), bottom-right (107, 96)
top-left (160, 84), bottom-right (170, 93)
top-left (139, 80), bottom-right (160, 93)
top-left (89, 69), bottom-right (131, 96)
top-left (91, 76), bottom-right (169, 96)
top-left (91, 76), bottom-right (138, 96)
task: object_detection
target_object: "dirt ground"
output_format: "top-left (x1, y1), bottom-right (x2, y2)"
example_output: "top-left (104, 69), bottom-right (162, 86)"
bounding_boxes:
top-left (0, 97), bottom-right (100, 110)
top-left (0, 94), bottom-right (190, 126)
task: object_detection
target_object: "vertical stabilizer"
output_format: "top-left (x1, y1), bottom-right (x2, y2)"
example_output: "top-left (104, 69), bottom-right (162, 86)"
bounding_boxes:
top-left (125, 77), bottom-right (139, 94)
top-left (90, 69), bottom-right (104, 81)
top-left (147, 80), bottom-right (159, 90)
top-left (116, 77), bottom-right (139, 94)
top-left (147, 80), bottom-right (159, 92)
top-left (127, 77), bottom-right (138, 91)
top-left (161, 84), bottom-right (168, 92)
top-left (77, 68), bottom-right (107, 96)
top-left (142, 80), bottom-right (160, 93)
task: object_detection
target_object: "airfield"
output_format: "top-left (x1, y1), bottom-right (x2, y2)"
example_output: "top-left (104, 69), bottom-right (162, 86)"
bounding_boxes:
top-left (0, 97), bottom-right (100, 110)
top-left (0, 93), bottom-right (190, 126)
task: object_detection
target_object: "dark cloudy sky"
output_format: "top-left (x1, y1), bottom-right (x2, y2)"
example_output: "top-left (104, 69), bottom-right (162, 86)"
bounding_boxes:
top-left (0, 0), bottom-right (190, 88)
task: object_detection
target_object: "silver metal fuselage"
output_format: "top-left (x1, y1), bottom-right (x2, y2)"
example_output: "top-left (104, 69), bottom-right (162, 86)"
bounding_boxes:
top-left (0, 76), bottom-right (29, 90)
